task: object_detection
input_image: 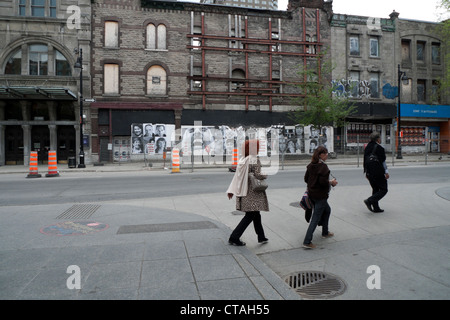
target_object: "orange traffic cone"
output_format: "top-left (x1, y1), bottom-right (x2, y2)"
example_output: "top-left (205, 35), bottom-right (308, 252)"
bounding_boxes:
top-left (27, 151), bottom-right (42, 178)
top-left (45, 150), bottom-right (60, 177)
top-left (171, 148), bottom-right (180, 173)
top-left (229, 148), bottom-right (238, 172)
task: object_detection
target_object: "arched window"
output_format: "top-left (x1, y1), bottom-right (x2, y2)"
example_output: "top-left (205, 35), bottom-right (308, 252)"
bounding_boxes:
top-left (146, 24), bottom-right (166, 50)
top-left (4, 44), bottom-right (72, 76)
top-left (5, 49), bottom-right (22, 75)
top-left (55, 50), bottom-right (71, 76)
top-left (147, 65), bottom-right (167, 95)
top-left (231, 68), bottom-right (245, 90)
top-left (157, 24), bottom-right (166, 50)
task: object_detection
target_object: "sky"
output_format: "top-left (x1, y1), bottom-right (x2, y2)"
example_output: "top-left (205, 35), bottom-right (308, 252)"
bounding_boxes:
top-left (278, 0), bottom-right (449, 22)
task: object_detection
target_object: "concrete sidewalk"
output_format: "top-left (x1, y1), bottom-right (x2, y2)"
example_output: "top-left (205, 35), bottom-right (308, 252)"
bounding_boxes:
top-left (1, 155), bottom-right (449, 301)
top-left (0, 202), bottom-right (300, 300)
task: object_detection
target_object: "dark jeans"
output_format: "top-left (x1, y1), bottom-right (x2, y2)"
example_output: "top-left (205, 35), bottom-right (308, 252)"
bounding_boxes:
top-left (367, 174), bottom-right (388, 210)
top-left (230, 211), bottom-right (265, 241)
top-left (303, 198), bottom-right (330, 245)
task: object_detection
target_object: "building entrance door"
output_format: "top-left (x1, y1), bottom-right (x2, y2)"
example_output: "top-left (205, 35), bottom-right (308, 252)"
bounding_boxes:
top-left (31, 126), bottom-right (50, 163)
top-left (5, 126), bottom-right (24, 164)
top-left (58, 126), bottom-right (76, 162)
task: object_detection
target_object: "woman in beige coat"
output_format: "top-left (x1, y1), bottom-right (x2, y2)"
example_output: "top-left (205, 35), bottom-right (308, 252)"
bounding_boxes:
top-left (226, 139), bottom-right (269, 246)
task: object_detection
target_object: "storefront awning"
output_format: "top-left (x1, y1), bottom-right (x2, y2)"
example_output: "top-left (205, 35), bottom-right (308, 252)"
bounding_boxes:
top-left (0, 86), bottom-right (77, 100)
top-left (401, 104), bottom-right (450, 119)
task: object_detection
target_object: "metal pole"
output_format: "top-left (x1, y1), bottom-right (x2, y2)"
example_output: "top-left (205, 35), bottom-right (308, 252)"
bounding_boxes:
top-left (396, 64), bottom-right (403, 159)
top-left (356, 134), bottom-right (360, 168)
top-left (77, 48), bottom-right (86, 168)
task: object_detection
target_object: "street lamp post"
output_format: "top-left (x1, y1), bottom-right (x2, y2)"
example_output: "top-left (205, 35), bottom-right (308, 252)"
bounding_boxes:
top-left (396, 64), bottom-right (407, 160)
top-left (74, 48), bottom-right (86, 168)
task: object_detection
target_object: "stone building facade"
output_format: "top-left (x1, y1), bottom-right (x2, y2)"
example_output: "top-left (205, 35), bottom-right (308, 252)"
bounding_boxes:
top-left (89, 0), bottom-right (333, 163)
top-left (331, 10), bottom-right (449, 154)
top-left (331, 12), bottom-right (399, 152)
top-left (395, 16), bottom-right (449, 154)
top-left (0, 0), bottom-right (92, 166)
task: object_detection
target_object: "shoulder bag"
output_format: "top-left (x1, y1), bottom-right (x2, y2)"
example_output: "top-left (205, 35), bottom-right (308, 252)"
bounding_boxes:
top-left (249, 173), bottom-right (268, 192)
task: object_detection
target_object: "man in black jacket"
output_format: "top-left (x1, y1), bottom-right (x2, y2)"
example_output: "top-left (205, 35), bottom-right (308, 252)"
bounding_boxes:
top-left (363, 132), bottom-right (389, 213)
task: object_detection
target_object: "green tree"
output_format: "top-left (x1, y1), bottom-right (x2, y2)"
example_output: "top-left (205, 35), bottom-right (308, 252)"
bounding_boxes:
top-left (289, 55), bottom-right (356, 146)
top-left (437, 0), bottom-right (450, 99)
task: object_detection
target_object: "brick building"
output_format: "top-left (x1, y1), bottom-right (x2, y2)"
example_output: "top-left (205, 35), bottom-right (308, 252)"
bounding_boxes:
top-left (90, 0), bottom-right (333, 163)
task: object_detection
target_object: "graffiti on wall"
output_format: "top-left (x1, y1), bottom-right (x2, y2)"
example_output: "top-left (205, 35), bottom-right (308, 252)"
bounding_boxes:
top-left (331, 79), bottom-right (371, 99)
top-left (332, 79), bottom-right (398, 100)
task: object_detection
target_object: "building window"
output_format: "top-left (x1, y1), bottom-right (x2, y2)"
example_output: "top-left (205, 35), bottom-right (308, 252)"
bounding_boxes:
top-left (49, 0), bottom-right (56, 17)
top-left (19, 0), bottom-right (26, 16)
top-left (146, 24), bottom-right (167, 50)
top-left (272, 32), bottom-right (280, 52)
top-left (432, 80), bottom-right (440, 103)
top-left (432, 43), bottom-right (440, 64)
top-left (55, 50), bottom-right (71, 76)
top-left (401, 39), bottom-right (411, 62)
top-left (147, 65), bottom-right (167, 95)
top-left (29, 44), bottom-right (48, 75)
top-left (417, 41), bottom-right (425, 61)
top-left (417, 79), bottom-right (426, 102)
top-left (306, 35), bottom-right (316, 54)
top-left (5, 49), bottom-right (22, 75)
top-left (369, 72), bottom-right (379, 98)
top-left (105, 21), bottom-right (119, 48)
top-left (31, 0), bottom-right (45, 17)
top-left (349, 71), bottom-right (360, 97)
top-left (104, 64), bottom-right (119, 94)
top-left (349, 36), bottom-right (360, 56)
top-left (370, 37), bottom-right (379, 57)
top-left (157, 25), bottom-right (166, 50)
top-left (19, 0), bottom-right (57, 17)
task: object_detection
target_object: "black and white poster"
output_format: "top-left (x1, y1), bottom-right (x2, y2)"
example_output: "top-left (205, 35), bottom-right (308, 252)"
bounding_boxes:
top-left (131, 123), bottom-right (175, 154)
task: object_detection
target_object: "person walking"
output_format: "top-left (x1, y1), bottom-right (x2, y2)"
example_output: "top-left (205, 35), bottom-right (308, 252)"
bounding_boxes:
top-left (302, 146), bottom-right (337, 249)
top-left (226, 139), bottom-right (269, 246)
top-left (363, 132), bottom-right (389, 213)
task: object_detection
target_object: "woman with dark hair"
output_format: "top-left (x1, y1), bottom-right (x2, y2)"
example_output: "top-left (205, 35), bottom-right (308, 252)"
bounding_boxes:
top-left (302, 146), bottom-right (338, 249)
top-left (226, 139), bottom-right (269, 246)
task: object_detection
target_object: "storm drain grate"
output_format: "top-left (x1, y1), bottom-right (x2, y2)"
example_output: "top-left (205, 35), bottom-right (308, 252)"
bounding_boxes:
top-left (117, 221), bottom-right (218, 234)
top-left (56, 204), bottom-right (101, 219)
top-left (283, 271), bottom-right (346, 299)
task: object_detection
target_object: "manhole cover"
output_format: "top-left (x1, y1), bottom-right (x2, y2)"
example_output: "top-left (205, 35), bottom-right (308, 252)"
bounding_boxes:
top-left (40, 221), bottom-right (109, 236)
top-left (283, 271), bottom-right (346, 299)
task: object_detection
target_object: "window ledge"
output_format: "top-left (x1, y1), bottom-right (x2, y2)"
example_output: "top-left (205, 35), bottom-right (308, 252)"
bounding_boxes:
top-left (145, 94), bottom-right (168, 98)
top-left (102, 93), bottom-right (121, 97)
top-left (144, 49), bottom-right (168, 52)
